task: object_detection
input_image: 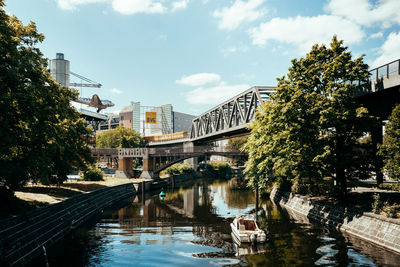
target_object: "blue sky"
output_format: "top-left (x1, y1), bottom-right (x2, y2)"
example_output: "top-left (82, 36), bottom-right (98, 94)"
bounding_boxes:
top-left (5, 0), bottom-right (400, 115)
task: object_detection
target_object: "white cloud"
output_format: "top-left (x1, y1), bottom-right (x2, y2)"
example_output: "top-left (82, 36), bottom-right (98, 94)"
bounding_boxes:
top-left (221, 45), bottom-right (248, 56)
top-left (185, 83), bottom-right (249, 104)
top-left (111, 88), bottom-right (123, 94)
top-left (57, 0), bottom-right (108, 10)
top-left (213, 0), bottom-right (267, 31)
top-left (248, 15), bottom-right (365, 54)
top-left (326, 0), bottom-right (400, 28)
top-left (371, 32), bottom-right (400, 68)
top-left (368, 32), bottom-right (383, 40)
top-left (112, 0), bottom-right (166, 14)
top-left (57, 0), bottom-right (166, 14)
top-left (171, 0), bottom-right (189, 12)
top-left (176, 73), bottom-right (221, 86)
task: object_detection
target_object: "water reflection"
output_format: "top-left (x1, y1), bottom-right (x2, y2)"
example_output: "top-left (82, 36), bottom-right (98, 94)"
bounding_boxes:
top-left (45, 177), bottom-right (400, 267)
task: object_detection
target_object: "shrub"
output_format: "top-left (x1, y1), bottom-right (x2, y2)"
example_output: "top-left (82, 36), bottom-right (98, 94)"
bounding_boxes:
top-left (160, 163), bottom-right (194, 176)
top-left (372, 193), bottom-right (383, 214)
top-left (81, 165), bottom-right (104, 181)
top-left (209, 161), bottom-right (232, 177)
top-left (382, 201), bottom-right (398, 218)
top-left (378, 183), bottom-right (400, 192)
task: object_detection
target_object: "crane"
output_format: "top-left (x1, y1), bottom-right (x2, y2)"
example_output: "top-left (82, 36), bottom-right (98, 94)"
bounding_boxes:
top-left (69, 71), bottom-right (114, 112)
top-left (69, 71), bottom-right (102, 88)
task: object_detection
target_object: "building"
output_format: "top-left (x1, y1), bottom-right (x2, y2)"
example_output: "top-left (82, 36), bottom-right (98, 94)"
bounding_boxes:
top-left (98, 114), bottom-right (119, 131)
top-left (118, 102), bottom-right (195, 136)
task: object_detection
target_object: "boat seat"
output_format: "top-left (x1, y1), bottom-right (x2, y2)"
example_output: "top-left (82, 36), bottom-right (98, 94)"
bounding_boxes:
top-left (244, 220), bottom-right (256, 231)
top-left (239, 224), bottom-right (246, 231)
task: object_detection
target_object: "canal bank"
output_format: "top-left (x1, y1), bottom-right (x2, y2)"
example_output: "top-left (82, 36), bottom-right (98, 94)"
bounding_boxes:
top-left (0, 183), bottom-right (136, 266)
top-left (270, 187), bottom-right (400, 254)
top-left (0, 170), bottom-right (216, 266)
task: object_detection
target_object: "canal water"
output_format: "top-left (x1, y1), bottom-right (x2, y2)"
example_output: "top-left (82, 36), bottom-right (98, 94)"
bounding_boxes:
top-left (45, 177), bottom-right (400, 266)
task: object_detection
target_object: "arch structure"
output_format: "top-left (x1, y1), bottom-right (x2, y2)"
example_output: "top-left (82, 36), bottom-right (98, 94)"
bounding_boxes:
top-left (91, 146), bottom-right (247, 179)
top-left (190, 86), bottom-right (275, 141)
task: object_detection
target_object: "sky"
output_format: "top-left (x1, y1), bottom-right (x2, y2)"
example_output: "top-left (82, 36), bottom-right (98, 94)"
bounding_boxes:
top-left (5, 0), bottom-right (400, 116)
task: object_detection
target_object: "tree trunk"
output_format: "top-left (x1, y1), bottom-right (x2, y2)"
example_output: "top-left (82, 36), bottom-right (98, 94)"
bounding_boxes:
top-left (371, 122), bottom-right (384, 186)
top-left (336, 136), bottom-right (347, 203)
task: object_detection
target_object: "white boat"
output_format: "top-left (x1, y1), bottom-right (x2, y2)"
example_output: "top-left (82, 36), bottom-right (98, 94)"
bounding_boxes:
top-left (230, 214), bottom-right (266, 245)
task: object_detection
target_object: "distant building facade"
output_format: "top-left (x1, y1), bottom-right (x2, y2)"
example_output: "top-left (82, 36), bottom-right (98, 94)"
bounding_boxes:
top-left (117, 102), bottom-right (195, 136)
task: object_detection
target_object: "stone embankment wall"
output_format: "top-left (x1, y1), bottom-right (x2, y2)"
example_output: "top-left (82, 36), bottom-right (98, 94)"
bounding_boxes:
top-left (270, 188), bottom-right (400, 254)
top-left (0, 183), bottom-right (136, 266)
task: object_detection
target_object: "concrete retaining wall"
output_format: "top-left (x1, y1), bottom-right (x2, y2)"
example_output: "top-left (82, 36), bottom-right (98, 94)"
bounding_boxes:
top-left (270, 188), bottom-right (400, 254)
top-left (0, 183), bottom-right (136, 266)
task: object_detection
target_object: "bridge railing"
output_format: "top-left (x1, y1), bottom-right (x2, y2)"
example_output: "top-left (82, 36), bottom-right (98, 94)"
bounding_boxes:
top-left (355, 59), bottom-right (400, 96)
top-left (369, 59), bottom-right (400, 81)
top-left (91, 148), bottom-right (118, 157)
top-left (148, 146), bottom-right (245, 156)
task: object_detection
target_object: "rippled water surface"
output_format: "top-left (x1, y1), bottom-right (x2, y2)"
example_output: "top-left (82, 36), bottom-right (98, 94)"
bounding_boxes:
top-left (44, 177), bottom-right (400, 266)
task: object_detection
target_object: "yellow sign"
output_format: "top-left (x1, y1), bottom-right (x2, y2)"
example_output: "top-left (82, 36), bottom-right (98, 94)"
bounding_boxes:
top-left (145, 112), bottom-right (157, 124)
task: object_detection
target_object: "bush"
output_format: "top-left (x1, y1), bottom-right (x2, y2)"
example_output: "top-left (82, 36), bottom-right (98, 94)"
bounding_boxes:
top-left (372, 193), bottom-right (383, 214)
top-left (378, 183), bottom-right (400, 192)
top-left (81, 165), bottom-right (104, 181)
top-left (160, 163), bottom-right (194, 176)
top-left (382, 201), bottom-right (398, 218)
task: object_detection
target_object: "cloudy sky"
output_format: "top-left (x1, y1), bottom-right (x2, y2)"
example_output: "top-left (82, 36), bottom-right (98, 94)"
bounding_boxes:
top-left (5, 0), bottom-right (400, 115)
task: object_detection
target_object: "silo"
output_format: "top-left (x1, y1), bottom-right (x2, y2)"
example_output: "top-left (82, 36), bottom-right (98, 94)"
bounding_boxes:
top-left (49, 53), bottom-right (70, 87)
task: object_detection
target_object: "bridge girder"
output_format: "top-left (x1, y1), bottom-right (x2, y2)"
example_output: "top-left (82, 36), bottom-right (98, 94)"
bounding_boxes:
top-left (190, 86), bottom-right (275, 141)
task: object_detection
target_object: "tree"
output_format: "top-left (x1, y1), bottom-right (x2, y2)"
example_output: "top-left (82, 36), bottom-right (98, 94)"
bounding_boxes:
top-left (244, 36), bottom-right (373, 199)
top-left (0, 1), bottom-right (92, 190)
top-left (96, 126), bottom-right (144, 148)
top-left (227, 136), bottom-right (248, 152)
top-left (379, 104), bottom-right (400, 180)
top-left (226, 136), bottom-right (248, 166)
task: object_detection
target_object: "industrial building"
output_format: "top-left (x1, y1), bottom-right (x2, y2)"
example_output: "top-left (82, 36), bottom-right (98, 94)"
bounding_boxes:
top-left (116, 102), bottom-right (195, 136)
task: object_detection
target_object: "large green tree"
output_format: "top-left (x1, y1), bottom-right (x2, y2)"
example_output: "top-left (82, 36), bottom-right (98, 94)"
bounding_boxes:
top-left (0, 1), bottom-right (92, 189)
top-left (379, 104), bottom-right (400, 180)
top-left (96, 126), bottom-right (144, 148)
top-left (244, 37), bottom-right (373, 198)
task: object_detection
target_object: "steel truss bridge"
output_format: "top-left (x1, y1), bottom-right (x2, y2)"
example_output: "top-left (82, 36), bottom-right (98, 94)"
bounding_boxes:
top-left (189, 86), bottom-right (275, 141)
top-left (92, 59), bottom-right (400, 179)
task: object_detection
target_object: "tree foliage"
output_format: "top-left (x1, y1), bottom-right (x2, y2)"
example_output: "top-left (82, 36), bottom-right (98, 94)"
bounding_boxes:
top-left (244, 37), bottom-right (373, 197)
top-left (96, 126), bottom-right (144, 148)
top-left (0, 1), bottom-right (92, 190)
top-left (227, 136), bottom-right (248, 152)
top-left (379, 104), bottom-right (400, 180)
top-left (81, 165), bottom-right (104, 181)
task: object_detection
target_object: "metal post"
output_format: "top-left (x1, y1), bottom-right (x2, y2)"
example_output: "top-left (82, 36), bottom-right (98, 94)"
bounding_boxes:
top-left (255, 187), bottom-right (259, 212)
top-left (387, 63), bottom-right (389, 79)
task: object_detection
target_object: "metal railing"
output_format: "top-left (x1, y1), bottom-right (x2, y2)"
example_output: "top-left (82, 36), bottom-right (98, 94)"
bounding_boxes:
top-left (369, 59), bottom-right (400, 81)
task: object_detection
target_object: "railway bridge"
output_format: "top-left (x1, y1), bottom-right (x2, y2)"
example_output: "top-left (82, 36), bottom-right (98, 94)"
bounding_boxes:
top-left (93, 59), bottom-right (400, 181)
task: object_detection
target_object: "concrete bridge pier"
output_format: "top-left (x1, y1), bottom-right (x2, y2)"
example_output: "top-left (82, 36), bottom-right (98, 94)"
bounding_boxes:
top-left (183, 141), bottom-right (198, 170)
top-left (140, 154), bottom-right (156, 179)
top-left (116, 158), bottom-right (133, 178)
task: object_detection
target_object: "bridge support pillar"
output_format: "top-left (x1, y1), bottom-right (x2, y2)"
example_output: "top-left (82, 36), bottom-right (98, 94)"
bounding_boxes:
top-left (183, 142), bottom-right (198, 170)
top-left (140, 155), bottom-right (156, 179)
top-left (116, 158), bottom-right (133, 178)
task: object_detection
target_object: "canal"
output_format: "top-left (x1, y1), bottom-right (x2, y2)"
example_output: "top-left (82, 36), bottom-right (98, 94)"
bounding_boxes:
top-left (44, 177), bottom-right (400, 266)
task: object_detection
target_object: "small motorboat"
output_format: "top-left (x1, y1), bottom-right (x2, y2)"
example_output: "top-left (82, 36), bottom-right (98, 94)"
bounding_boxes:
top-left (231, 214), bottom-right (266, 245)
